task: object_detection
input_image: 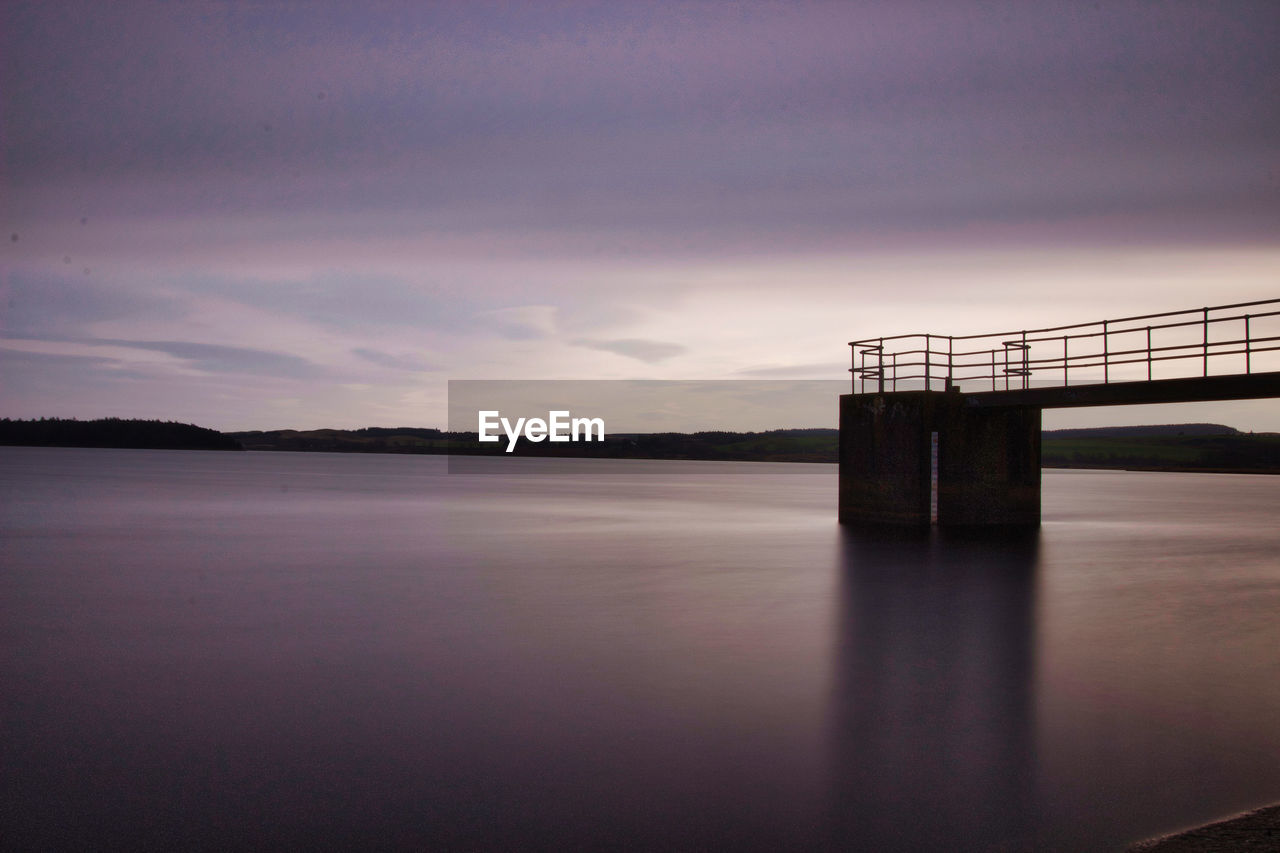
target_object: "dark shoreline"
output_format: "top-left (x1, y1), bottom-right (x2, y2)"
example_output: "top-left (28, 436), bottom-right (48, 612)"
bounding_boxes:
top-left (1128, 804), bottom-right (1280, 851)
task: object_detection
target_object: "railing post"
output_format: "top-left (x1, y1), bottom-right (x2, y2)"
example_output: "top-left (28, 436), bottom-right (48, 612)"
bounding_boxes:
top-left (1146, 326), bottom-right (1152, 381)
top-left (878, 338), bottom-right (884, 394)
top-left (892, 352), bottom-right (898, 392)
top-left (1063, 336), bottom-right (1068, 386)
top-left (924, 334), bottom-right (931, 391)
top-left (991, 349), bottom-right (996, 391)
top-left (1246, 314), bottom-right (1252, 374)
top-left (947, 337), bottom-right (953, 390)
top-left (1021, 330), bottom-right (1028, 389)
top-left (1203, 307), bottom-right (1209, 377)
top-left (1103, 320), bottom-right (1109, 383)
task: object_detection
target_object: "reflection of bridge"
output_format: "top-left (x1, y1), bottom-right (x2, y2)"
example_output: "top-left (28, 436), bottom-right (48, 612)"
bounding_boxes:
top-left (840, 299), bottom-right (1280, 526)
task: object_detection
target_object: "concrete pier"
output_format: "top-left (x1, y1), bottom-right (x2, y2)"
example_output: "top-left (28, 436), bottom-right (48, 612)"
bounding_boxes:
top-left (842, 299), bottom-right (1280, 526)
top-left (838, 391), bottom-right (1041, 527)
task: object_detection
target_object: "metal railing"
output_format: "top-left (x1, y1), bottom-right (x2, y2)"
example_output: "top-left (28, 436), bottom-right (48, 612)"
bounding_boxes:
top-left (849, 298), bottom-right (1280, 394)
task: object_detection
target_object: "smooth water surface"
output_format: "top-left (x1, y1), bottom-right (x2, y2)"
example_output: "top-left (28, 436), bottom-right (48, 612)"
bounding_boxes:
top-left (2, 448), bottom-right (1278, 850)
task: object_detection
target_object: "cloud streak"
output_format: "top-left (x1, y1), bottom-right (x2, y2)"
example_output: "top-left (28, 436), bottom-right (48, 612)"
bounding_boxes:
top-left (572, 338), bottom-right (688, 364)
top-left (89, 340), bottom-right (326, 380)
top-left (352, 348), bottom-right (437, 373)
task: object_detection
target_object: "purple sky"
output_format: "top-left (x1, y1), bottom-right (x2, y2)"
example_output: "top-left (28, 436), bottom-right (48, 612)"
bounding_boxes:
top-left (3, 0), bottom-right (1278, 431)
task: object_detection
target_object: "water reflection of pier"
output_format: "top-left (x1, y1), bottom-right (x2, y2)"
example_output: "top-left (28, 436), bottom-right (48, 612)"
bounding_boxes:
top-left (828, 529), bottom-right (1040, 851)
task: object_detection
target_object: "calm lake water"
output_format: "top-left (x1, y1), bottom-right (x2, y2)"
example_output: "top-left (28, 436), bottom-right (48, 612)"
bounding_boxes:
top-left (2, 447), bottom-right (1278, 851)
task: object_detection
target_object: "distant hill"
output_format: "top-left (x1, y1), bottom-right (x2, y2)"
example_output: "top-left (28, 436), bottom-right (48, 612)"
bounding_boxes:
top-left (585, 429), bottom-right (838, 462)
top-left (229, 427), bottom-right (840, 462)
top-left (229, 422), bottom-right (1279, 473)
top-left (0, 418), bottom-right (243, 450)
top-left (1043, 423), bottom-right (1238, 439)
top-left (1042, 426), bottom-right (1277, 473)
top-left (230, 426), bottom-right (450, 453)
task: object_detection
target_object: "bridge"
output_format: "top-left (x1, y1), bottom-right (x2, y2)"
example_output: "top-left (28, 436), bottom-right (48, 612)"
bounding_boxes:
top-left (840, 298), bottom-right (1280, 526)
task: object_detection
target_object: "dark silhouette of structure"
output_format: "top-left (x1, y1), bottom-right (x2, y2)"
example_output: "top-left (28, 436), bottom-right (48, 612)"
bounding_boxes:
top-left (840, 299), bottom-right (1280, 526)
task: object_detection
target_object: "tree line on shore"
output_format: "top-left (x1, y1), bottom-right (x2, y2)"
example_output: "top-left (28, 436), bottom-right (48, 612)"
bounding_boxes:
top-left (0, 418), bottom-right (242, 450)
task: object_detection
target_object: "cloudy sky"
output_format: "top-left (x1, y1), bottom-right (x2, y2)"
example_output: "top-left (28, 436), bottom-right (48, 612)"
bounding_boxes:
top-left (3, 0), bottom-right (1278, 431)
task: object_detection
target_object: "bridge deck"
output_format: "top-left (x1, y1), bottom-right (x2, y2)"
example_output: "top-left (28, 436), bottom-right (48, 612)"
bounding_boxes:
top-left (959, 370), bottom-right (1280, 409)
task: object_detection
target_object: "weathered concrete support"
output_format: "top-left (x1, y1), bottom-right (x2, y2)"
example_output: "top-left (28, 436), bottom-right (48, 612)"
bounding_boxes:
top-left (839, 391), bottom-right (1041, 527)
